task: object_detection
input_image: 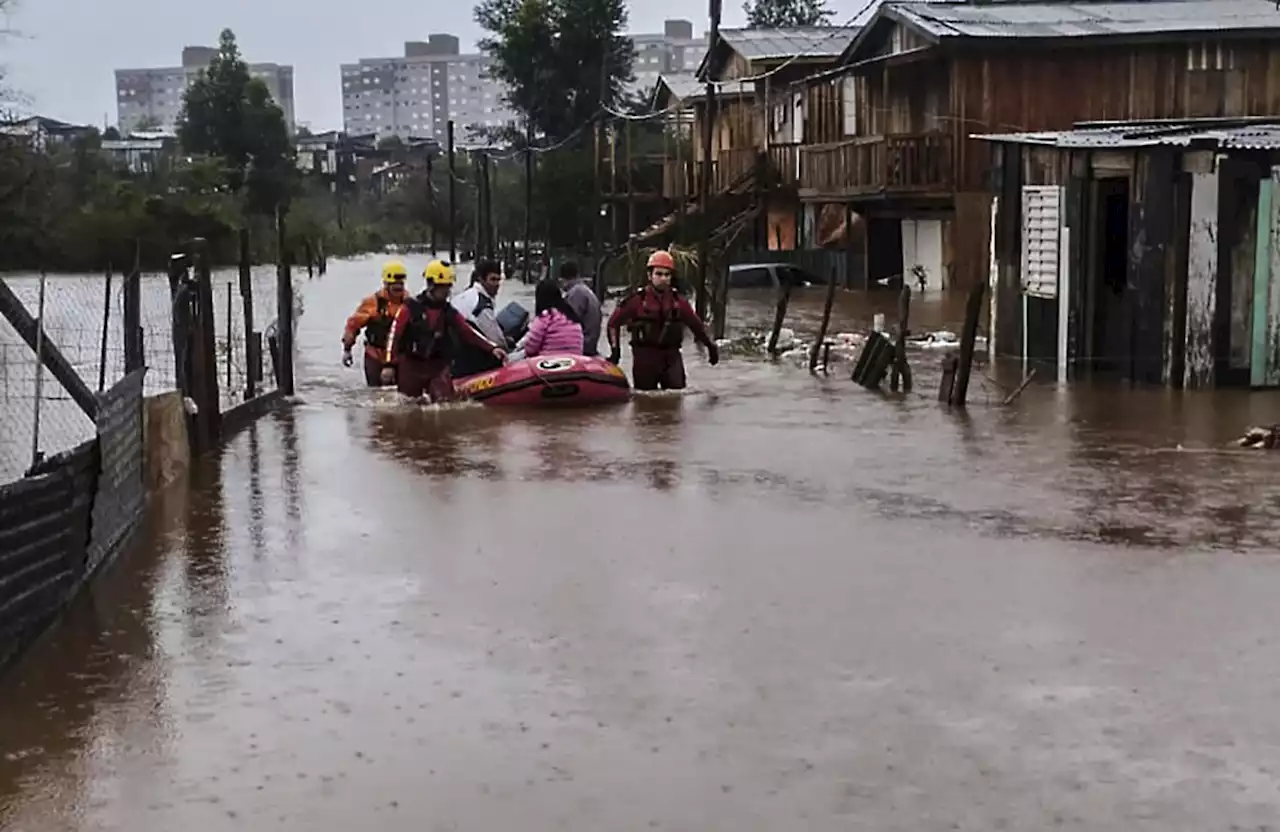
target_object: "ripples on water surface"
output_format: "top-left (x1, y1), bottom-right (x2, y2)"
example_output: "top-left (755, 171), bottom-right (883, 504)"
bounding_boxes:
top-left (3, 254), bottom-right (1280, 831)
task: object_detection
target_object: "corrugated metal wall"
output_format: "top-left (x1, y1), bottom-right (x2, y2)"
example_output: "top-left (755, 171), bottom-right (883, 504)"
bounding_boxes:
top-left (88, 370), bottom-right (147, 576)
top-left (0, 441), bottom-right (96, 668)
top-left (0, 370), bottom-right (147, 670)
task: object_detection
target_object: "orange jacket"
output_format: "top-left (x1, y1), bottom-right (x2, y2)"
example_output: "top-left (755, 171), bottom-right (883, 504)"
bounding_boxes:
top-left (343, 289), bottom-right (406, 360)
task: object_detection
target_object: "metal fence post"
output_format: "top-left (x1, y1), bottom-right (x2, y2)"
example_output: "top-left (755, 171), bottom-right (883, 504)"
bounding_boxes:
top-left (276, 207), bottom-right (296, 396)
top-left (30, 272), bottom-right (47, 470)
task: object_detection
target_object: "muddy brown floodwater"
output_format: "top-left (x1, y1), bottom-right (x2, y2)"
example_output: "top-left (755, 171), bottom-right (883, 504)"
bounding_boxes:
top-left (4, 255), bottom-right (1280, 831)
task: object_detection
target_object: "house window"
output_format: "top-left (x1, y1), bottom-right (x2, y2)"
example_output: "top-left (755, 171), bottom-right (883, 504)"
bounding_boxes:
top-left (1021, 185), bottom-right (1062, 299)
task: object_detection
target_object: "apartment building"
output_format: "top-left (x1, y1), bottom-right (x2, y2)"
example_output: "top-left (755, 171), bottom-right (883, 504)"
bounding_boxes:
top-left (115, 46), bottom-right (296, 134)
top-left (340, 35), bottom-right (516, 145)
top-left (630, 19), bottom-right (707, 96)
top-left (341, 21), bottom-right (707, 143)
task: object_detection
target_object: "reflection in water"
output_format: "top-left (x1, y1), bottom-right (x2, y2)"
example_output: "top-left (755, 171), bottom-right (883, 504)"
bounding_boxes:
top-left (277, 412), bottom-right (304, 548)
top-left (7, 260), bottom-right (1280, 830)
top-left (367, 405), bottom-right (505, 482)
top-left (0, 486), bottom-right (183, 829)
top-left (246, 423), bottom-right (267, 557)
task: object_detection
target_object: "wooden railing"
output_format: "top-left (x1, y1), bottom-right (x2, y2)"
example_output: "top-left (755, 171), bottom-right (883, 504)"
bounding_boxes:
top-left (768, 143), bottom-right (801, 186)
top-left (716, 147), bottom-right (758, 192)
top-left (799, 132), bottom-right (953, 196)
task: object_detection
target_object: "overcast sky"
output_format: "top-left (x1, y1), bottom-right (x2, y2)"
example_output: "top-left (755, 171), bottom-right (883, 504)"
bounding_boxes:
top-left (1, 0), bottom-right (862, 131)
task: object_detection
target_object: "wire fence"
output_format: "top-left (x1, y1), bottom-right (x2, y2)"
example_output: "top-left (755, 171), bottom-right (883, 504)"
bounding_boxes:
top-left (0, 266), bottom-right (286, 480)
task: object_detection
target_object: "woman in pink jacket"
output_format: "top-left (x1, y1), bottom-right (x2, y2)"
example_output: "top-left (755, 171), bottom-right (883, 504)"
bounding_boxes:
top-left (512, 279), bottom-right (585, 359)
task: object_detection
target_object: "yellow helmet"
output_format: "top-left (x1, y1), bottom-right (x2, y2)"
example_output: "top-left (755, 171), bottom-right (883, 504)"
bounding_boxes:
top-left (381, 259), bottom-right (408, 284)
top-left (423, 260), bottom-right (455, 286)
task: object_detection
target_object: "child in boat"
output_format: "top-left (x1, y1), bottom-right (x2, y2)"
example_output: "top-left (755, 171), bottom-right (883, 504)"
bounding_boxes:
top-left (509, 279), bottom-right (584, 360)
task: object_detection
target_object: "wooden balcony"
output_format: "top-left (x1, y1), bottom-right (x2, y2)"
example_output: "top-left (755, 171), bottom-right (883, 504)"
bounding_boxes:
top-left (799, 133), bottom-right (953, 199)
top-left (716, 147), bottom-right (757, 192)
top-left (768, 143), bottom-right (801, 187)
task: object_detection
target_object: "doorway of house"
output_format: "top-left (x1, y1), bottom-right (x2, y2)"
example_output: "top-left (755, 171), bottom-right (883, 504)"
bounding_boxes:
top-left (1087, 177), bottom-right (1131, 376)
top-left (866, 216), bottom-right (904, 290)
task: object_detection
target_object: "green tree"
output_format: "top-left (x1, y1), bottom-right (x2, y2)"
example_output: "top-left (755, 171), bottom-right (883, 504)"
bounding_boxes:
top-left (133, 114), bottom-right (163, 132)
top-left (177, 28), bottom-right (296, 214)
top-left (476, 0), bottom-right (635, 142)
top-left (743, 0), bottom-right (833, 27)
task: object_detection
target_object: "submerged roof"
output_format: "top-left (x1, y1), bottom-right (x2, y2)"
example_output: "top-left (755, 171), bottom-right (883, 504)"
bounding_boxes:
top-left (888, 0), bottom-right (1280, 40)
top-left (975, 117), bottom-right (1280, 150)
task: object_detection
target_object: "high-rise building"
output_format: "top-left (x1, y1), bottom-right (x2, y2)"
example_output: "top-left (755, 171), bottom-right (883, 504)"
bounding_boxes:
top-left (340, 35), bottom-right (517, 145)
top-left (629, 19), bottom-right (707, 96)
top-left (115, 46), bottom-right (296, 135)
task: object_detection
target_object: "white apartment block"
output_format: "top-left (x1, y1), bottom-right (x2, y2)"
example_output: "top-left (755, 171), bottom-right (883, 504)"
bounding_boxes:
top-left (115, 46), bottom-right (296, 135)
top-left (630, 19), bottom-right (707, 97)
top-left (340, 35), bottom-right (516, 145)
top-left (341, 22), bottom-right (707, 144)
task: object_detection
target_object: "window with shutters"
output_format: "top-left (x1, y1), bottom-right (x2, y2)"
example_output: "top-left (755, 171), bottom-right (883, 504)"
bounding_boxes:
top-left (1021, 185), bottom-right (1062, 299)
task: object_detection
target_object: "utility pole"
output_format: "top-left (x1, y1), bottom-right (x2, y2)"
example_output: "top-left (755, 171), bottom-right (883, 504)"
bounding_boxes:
top-left (447, 120), bottom-right (457, 264)
top-left (427, 153), bottom-right (436, 255)
top-left (592, 56), bottom-right (608, 298)
top-left (524, 118), bottom-right (533, 285)
top-left (473, 150), bottom-right (483, 261)
top-left (481, 152), bottom-right (494, 261)
top-left (696, 0), bottom-right (722, 320)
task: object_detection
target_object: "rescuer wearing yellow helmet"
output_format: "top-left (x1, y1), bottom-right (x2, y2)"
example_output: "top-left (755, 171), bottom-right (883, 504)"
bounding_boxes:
top-left (381, 260), bottom-right (506, 401)
top-left (341, 259), bottom-right (410, 386)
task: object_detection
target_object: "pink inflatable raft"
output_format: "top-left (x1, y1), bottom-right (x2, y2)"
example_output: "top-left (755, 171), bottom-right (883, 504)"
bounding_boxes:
top-left (454, 354), bottom-right (631, 407)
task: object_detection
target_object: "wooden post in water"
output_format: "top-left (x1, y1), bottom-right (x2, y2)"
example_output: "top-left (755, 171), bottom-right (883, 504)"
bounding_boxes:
top-left (239, 228), bottom-right (257, 400)
top-left (938, 354), bottom-right (959, 402)
top-left (123, 241), bottom-right (144, 374)
top-left (97, 265), bottom-right (113, 392)
top-left (225, 281), bottom-right (233, 392)
top-left (809, 267), bottom-right (839, 374)
top-left (950, 283), bottom-right (986, 407)
top-left (276, 208), bottom-right (296, 396)
top-left (890, 284), bottom-right (912, 392)
top-left (766, 280), bottom-right (792, 357)
top-left (712, 256), bottom-right (731, 341)
top-left (189, 238), bottom-right (222, 450)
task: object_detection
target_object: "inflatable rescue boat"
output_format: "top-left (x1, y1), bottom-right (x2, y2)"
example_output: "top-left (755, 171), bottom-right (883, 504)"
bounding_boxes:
top-left (454, 354), bottom-right (631, 406)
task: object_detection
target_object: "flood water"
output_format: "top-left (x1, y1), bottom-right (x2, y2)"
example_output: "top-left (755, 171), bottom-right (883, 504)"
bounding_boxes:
top-left (4, 254), bottom-right (1280, 830)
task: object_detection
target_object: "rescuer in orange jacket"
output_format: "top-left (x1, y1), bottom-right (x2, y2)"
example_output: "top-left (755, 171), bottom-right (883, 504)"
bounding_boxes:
top-left (384, 260), bottom-right (507, 402)
top-left (342, 259), bottom-right (410, 386)
top-left (606, 250), bottom-right (719, 390)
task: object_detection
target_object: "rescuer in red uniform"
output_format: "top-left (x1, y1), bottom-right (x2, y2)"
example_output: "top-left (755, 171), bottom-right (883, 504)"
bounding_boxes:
top-left (606, 250), bottom-right (719, 390)
top-left (384, 260), bottom-right (506, 402)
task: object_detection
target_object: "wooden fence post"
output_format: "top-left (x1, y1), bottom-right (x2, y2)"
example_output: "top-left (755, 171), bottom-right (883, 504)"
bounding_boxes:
top-left (276, 208), bottom-right (296, 396)
top-left (239, 228), bottom-right (257, 400)
top-left (189, 239), bottom-right (221, 449)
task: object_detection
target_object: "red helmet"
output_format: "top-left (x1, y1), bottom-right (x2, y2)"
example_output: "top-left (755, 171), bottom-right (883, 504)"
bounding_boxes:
top-left (646, 250), bottom-right (675, 271)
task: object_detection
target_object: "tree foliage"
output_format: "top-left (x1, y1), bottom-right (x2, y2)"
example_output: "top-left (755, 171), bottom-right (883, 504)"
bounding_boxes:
top-left (743, 0), bottom-right (833, 27)
top-left (476, 0), bottom-right (635, 141)
top-left (177, 28), bottom-right (295, 214)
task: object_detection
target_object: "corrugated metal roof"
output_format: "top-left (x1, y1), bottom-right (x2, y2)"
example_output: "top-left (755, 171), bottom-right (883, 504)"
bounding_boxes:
top-left (718, 26), bottom-right (862, 61)
top-left (655, 74), bottom-right (704, 101)
top-left (974, 118), bottom-right (1280, 149)
top-left (891, 0), bottom-right (1280, 39)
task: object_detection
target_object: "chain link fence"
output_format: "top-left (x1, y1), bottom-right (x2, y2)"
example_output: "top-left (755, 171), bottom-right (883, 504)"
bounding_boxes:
top-left (0, 264), bottom-right (286, 480)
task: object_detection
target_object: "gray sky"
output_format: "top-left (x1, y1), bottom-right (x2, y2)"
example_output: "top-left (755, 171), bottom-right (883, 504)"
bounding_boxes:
top-left (4, 0), bottom-right (871, 130)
